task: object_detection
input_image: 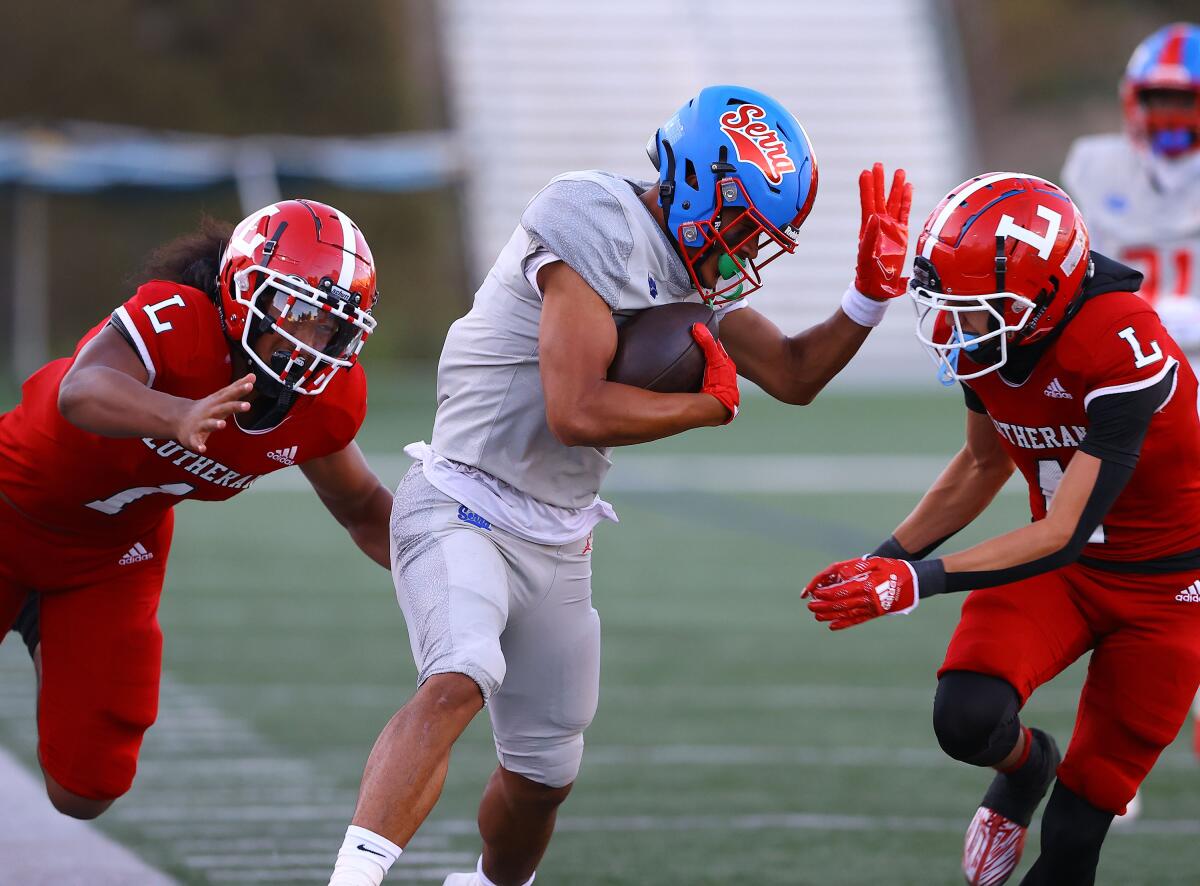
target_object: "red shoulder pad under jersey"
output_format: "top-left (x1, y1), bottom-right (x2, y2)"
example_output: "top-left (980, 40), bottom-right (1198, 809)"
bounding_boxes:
top-left (1057, 292), bottom-right (1182, 410)
top-left (109, 282), bottom-right (227, 394)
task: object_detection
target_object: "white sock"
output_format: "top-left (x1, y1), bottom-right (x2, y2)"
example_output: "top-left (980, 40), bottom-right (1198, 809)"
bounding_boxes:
top-left (476, 854), bottom-right (535, 886)
top-left (328, 825), bottom-right (402, 886)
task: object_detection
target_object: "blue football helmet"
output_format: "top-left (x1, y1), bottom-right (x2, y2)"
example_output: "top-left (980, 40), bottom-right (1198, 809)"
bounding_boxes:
top-left (1122, 23), bottom-right (1200, 157)
top-left (647, 84), bottom-right (818, 304)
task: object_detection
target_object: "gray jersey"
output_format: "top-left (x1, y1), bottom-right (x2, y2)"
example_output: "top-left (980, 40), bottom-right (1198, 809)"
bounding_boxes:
top-left (1062, 134), bottom-right (1200, 262)
top-left (1063, 135), bottom-right (1200, 346)
top-left (431, 170), bottom-right (739, 509)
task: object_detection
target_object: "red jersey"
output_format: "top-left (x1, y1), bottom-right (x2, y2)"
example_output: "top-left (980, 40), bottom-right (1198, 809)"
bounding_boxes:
top-left (962, 289), bottom-right (1200, 565)
top-left (0, 281), bottom-right (367, 545)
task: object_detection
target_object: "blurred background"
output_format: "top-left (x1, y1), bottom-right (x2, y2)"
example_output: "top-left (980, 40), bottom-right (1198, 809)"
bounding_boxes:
top-left (2, 2), bottom-right (1199, 884)
top-left (0, 0), bottom-right (1193, 387)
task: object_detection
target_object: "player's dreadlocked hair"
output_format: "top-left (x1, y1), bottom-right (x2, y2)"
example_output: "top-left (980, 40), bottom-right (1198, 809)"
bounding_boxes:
top-left (133, 215), bottom-right (233, 301)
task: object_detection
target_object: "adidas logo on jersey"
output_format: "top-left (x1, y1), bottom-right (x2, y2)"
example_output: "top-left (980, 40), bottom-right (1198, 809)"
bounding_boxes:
top-left (1176, 580), bottom-right (1200, 603)
top-left (119, 543), bottom-right (154, 565)
top-left (1043, 378), bottom-right (1072, 399)
top-left (267, 445), bottom-right (298, 466)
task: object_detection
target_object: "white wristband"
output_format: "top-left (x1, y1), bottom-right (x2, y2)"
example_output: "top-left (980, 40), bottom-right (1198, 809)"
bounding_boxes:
top-left (840, 284), bottom-right (889, 328)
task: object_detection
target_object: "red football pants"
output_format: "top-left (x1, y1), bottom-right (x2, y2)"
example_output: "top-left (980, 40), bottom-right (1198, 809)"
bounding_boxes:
top-left (0, 499), bottom-right (172, 801)
top-left (941, 561), bottom-right (1200, 814)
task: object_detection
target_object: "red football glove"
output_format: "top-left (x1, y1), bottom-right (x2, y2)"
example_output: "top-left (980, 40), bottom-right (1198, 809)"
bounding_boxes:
top-left (853, 163), bottom-right (913, 301)
top-left (691, 322), bottom-right (739, 424)
top-left (801, 556), bottom-right (919, 630)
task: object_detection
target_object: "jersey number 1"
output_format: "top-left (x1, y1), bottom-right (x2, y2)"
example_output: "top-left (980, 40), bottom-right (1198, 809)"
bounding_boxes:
top-left (1037, 459), bottom-right (1104, 545)
top-left (85, 483), bottom-right (194, 515)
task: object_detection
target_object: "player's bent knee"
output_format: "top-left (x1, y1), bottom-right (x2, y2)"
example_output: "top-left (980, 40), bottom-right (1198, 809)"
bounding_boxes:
top-left (417, 672), bottom-right (487, 717)
top-left (932, 671), bottom-right (1021, 766)
top-left (43, 773), bottom-right (117, 820)
top-left (497, 733), bottom-right (585, 789)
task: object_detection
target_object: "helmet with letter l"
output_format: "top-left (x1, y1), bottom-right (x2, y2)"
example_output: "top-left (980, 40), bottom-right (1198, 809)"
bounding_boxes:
top-left (909, 172), bottom-right (1091, 384)
top-left (216, 198), bottom-right (378, 397)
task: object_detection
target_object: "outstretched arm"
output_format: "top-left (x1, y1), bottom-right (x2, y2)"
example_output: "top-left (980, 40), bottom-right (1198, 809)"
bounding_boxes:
top-left (804, 359), bottom-right (1178, 629)
top-left (721, 163), bottom-right (913, 405)
top-left (300, 442), bottom-right (393, 569)
top-left (58, 324), bottom-right (254, 454)
top-left (805, 451), bottom-right (1115, 630)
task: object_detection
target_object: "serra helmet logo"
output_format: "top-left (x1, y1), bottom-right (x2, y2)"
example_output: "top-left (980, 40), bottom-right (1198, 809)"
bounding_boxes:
top-left (719, 104), bottom-right (796, 185)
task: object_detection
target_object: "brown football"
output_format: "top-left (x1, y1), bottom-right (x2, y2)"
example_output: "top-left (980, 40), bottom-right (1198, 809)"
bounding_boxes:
top-left (607, 302), bottom-right (720, 393)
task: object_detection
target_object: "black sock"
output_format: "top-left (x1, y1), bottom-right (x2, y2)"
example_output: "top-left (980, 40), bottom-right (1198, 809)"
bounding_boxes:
top-left (11, 593), bottom-right (40, 660)
top-left (1019, 780), bottom-right (1113, 886)
top-left (1005, 728), bottom-right (1056, 793)
top-left (982, 728), bottom-right (1059, 827)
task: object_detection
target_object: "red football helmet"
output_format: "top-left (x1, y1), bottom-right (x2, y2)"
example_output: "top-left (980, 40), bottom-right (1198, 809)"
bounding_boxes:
top-left (217, 199), bottom-right (378, 396)
top-left (909, 173), bottom-right (1091, 383)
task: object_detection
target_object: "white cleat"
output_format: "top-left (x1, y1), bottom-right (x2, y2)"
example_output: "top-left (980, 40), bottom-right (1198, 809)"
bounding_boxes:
top-left (962, 806), bottom-right (1028, 886)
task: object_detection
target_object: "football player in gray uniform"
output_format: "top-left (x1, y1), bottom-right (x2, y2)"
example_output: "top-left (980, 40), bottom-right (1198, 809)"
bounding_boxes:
top-left (327, 84), bottom-right (912, 886)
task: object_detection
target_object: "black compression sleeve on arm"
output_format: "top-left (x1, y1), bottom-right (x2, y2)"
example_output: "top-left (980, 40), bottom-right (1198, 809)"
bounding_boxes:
top-left (871, 535), bottom-right (912, 558)
top-left (872, 532), bottom-right (961, 561)
top-left (911, 363), bottom-right (1175, 598)
top-left (912, 459), bottom-right (1136, 598)
top-left (1079, 362), bottom-right (1177, 466)
top-left (961, 382), bottom-right (987, 415)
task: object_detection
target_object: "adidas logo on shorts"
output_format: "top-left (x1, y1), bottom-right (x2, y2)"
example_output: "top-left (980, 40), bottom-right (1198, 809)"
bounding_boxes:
top-left (119, 543), bottom-right (154, 566)
top-left (1176, 580), bottom-right (1200, 603)
top-left (267, 445), bottom-right (298, 466)
top-left (1043, 377), bottom-right (1072, 399)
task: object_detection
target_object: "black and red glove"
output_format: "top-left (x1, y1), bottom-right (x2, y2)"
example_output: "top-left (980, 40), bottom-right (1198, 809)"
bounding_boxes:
top-left (691, 322), bottom-right (739, 424)
top-left (802, 556), bottom-right (919, 630)
top-left (854, 163), bottom-right (913, 301)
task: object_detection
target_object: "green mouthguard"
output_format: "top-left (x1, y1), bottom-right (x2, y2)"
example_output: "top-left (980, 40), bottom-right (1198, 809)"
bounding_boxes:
top-left (716, 253), bottom-right (745, 299)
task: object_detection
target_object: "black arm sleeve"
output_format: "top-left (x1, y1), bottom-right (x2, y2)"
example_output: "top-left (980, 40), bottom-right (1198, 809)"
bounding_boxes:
top-left (1078, 361), bottom-right (1178, 466)
top-left (961, 383), bottom-right (986, 415)
top-left (913, 458), bottom-right (1136, 597)
top-left (910, 361), bottom-right (1178, 597)
top-left (872, 531), bottom-right (961, 561)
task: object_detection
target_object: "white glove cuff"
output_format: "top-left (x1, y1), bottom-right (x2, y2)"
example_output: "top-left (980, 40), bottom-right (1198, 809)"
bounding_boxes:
top-left (841, 284), bottom-right (889, 328)
top-left (892, 559), bottom-right (920, 615)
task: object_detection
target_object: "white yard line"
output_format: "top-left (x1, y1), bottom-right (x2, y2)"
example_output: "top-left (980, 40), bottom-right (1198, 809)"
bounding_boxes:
top-left (183, 681), bottom-right (1084, 714)
top-left (419, 809), bottom-right (1200, 838)
top-left (253, 453), bottom-right (1024, 495)
top-left (0, 643), bottom-right (473, 885)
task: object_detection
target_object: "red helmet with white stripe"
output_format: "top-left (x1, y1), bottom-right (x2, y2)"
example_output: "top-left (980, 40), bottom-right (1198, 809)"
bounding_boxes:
top-left (217, 199), bottom-right (378, 396)
top-left (909, 172), bottom-right (1091, 383)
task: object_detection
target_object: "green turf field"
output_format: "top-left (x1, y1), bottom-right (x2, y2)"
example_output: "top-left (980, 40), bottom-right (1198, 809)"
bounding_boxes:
top-left (2, 370), bottom-right (1200, 884)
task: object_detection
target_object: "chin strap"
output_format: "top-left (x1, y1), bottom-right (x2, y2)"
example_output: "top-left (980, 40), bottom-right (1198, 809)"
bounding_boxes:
top-left (242, 352), bottom-right (300, 430)
top-left (243, 385), bottom-right (297, 431)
